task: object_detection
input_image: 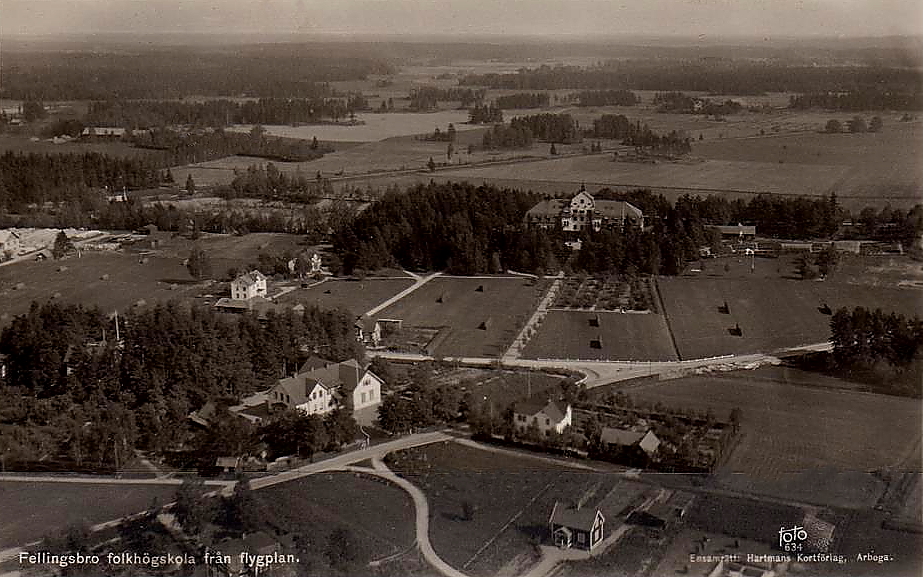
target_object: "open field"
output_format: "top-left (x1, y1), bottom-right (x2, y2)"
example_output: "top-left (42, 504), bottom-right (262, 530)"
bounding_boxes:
top-left (386, 440), bottom-right (651, 577)
top-left (0, 251), bottom-right (203, 327)
top-left (227, 110), bottom-right (481, 142)
top-left (657, 276), bottom-right (923, 360)
top-left (0, 134), bottom-right (166, 160)
top-left (0, 233), bottom-right (308, 327)
top-left (521, 310), bottom-right (678, 361)
top-left (433, 367), bottom-right (568, 410)
top-left (276, 277), bottom-right (414, 317)
top-left (339, 118), bottom-right (923, 209)
top-left (255, 471), bottom-right (414, 570)
top-left (612, 367), bottom-right (922, 508)
top-left (376, 276), bottom-right (550, 358)
top-left (0, 482), bottom-right (191, 548)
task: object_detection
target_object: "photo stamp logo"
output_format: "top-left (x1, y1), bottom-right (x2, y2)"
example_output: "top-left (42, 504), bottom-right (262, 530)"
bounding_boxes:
top-left (779, 525), bottom-right (808, 552)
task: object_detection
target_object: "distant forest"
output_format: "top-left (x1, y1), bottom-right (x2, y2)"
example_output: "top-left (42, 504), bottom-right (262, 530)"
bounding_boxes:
top-left (789, 89), bottom-right (923, 111)
top-left (0, 47), bottom-right (393, 100)
top-left (460, 61), bottom-right (923, 97)
top-left (86, 97), bottom-right (372, 129)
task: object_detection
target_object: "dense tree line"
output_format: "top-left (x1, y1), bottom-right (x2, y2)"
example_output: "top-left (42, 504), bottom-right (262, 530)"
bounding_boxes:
top-left (575, 89), bottom-right (639, 107)
top-left (460, 61), bottom-right (923, 95)
top-left (226, 163), bottom-right (321, 202)
top-left (653, 92), bottom-right (743, 115)
top-left (408, 86), bottom-right (485, 110)
top-left (86, 96), bottom-right (370, 129)
top-left (1, 47), bottom-right (393, 100)
top-left (0, 300), bottom-right (362, 469)
top-left (468, 104), bottom-right (504, 124)
top-left (510, 113), bottom-right (581, 143)
top-left (481, 123), bottom-right (534, 149)
top-left (494, 92), bottom-right (550, 109)
top-left (831, 307), bottom-right (923, 369)
top-left (588, 114), bottom-right (691, 154)
top-left (333, 182), bottom-right (560, 275)
top-left (0, 151), bottom-right (166, 210)
top-left (133, 127), bottom-right (331, 164)
top-left (790, 90), bottom-right (923, 111)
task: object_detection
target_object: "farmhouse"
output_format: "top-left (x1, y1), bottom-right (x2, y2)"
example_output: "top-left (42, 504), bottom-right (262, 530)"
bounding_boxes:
top-left (513, 398), bottom-right (572, 435)
top-left (231, 270), bottom-right (268, 300)
top-left (549, 501), bottom-right (605, 551)
top-left (600, 427), bottom-right (661, 459)
top-left (264, 357), bottom-right (383, 420)
top-left (355, 315), bottom-right (382, 347)
top-left (524, 185), bottom-right (644, 232)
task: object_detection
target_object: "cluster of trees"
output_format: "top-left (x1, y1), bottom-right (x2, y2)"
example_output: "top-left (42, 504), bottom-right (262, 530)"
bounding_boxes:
top-left (588, 114), bottom-right (691, 154)
top-left (575, 89), bottom-right (639, 107)
top-left (653, 92), bottom-right (743, 115)
top-left (460, 61), bottom-right (923, 95)
top-left (510, 113), bottom-right (582, 143)
top-left (0, 300), bottom-right (362, 468)
top-left (85, 96), bottom-right (370, 129)
top-left (494, 92), bottom-right (550, 109)
top-left (790, 90), bottom-right (923, 111)
top-left (225, 163), bottom-right (322, 202)
top-left (1, 47), bottom-right (393, 100)
top-left (481, 122), bottom-right (534, 149)
top-left (795, 246), bottom-right (840, 280)
top-left (468, 104), bottom-right (504, 124)
top-left (333, 182), bottom-right (560, 275)
top-left (376, 364), bottom-right (463, 434)
top-left (824, 116), bottom-right (883, 134)
top-left (0, 151), bottom-right (167, 211)
top-left (830, 307), bottom-right (923, 372)
top-left (408, 87), bottom-right (485, 110)
top-left (134, 126), bottom-right (331, 164)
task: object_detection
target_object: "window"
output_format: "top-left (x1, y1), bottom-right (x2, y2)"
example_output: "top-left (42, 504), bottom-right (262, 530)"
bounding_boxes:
top-left (361, 392), bottom-right (367, 404)
top-left (546, 418), bottom-right (550, 426)
top-left (577, 532), bottom-right (586, 544)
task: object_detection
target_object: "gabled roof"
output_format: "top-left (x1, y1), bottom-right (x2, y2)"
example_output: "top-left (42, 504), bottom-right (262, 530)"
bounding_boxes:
top-left (233, 270), bottom-right (267, 287)
top-left (299, 355), bottom-right (334, 373)
top-left (515, 398), bottom-right (568, 422)
top-left (355, 315), bottom-right (380, 332)
top-left (593, 200), bottom-right (643, 221)
top-left (549, 501), bottom-right (604, 532)
top-left (600, 427), bottom-right (646, 446)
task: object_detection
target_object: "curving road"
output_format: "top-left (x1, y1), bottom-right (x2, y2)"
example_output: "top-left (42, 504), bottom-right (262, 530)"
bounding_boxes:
top-left (345, 459), bottom-right (471, 577)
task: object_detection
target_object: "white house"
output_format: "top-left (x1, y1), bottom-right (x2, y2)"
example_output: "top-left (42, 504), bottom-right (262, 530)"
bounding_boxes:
top-left (231, 270), bottom-right (267, 300)
top-left (513, 398), bottom-right (572, 436)
top-left (263, 357), bottom-right (383, 418)
top-left (524, 185), bottom-right (644, 232)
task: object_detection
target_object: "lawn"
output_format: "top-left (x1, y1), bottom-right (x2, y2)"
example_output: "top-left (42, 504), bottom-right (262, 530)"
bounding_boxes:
top-left (657, 276), bottom-right (923, 360)
top-left (255, 471), bottom-right (415, 573)
top-left (0, 251), bottom-right (203, 327)
top-left (0, 481), bottom-right (190, 549)
top-left (0, 233), bottom-right (311, 328)
top-left (521, 310), bottom-right (678, 362)
top-left (376, 276), bottom-right (550, 358)
top-left (386, 441), bottom-right (651, 577)
top-left (613, 366), bottom-right (922, 508)
top-left (276, 277), bottom-right (415, 317)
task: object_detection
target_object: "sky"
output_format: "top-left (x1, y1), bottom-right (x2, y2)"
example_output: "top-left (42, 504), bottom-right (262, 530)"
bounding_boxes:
top-left (1, 0), bottom-right (922, 39)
